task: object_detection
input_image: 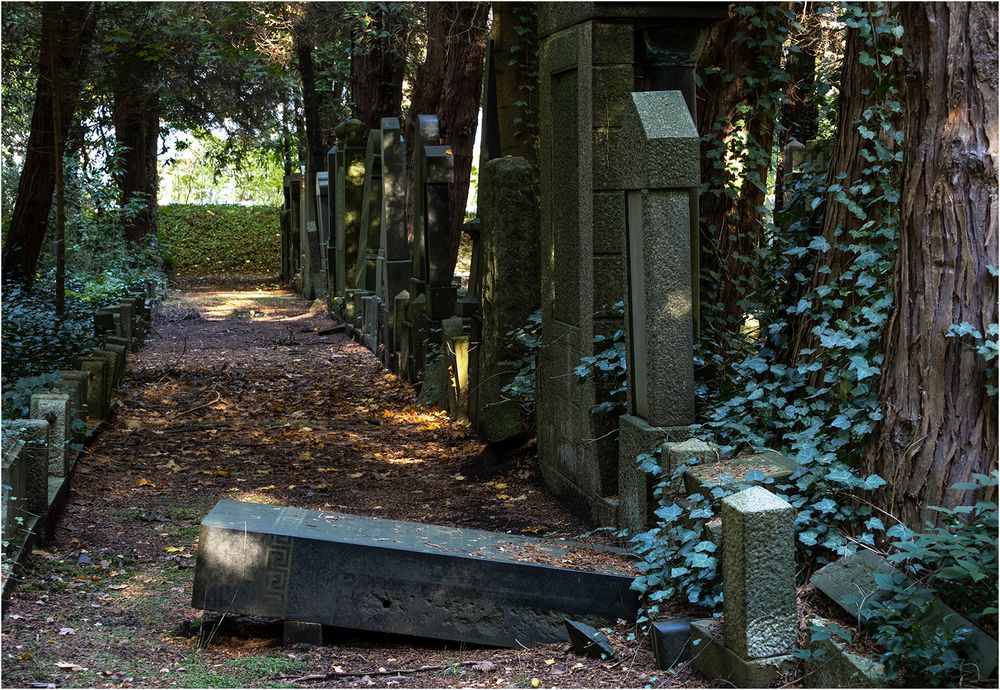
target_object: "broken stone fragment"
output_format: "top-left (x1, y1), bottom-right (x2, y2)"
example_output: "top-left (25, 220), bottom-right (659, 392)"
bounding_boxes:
top-left (564, 620), bottom-right (616, 660)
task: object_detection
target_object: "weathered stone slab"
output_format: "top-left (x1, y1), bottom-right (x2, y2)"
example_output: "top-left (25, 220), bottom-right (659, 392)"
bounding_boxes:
top-left (192, 500), bottom-right (639, 648)
top-left (722, 486), bottom-right (797, 659)
top-left (811, 550), bottom-right (997, 678)
top-left (30, 393), bottom-right (71, 476)
top-left (1, 419), bottom-right (49, 516)
top-left (683, 450), bottom-right (796, 497)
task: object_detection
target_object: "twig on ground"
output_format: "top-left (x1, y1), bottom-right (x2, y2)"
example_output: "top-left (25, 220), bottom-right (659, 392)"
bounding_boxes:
top-left (177, 391), bottom-right (222, 416)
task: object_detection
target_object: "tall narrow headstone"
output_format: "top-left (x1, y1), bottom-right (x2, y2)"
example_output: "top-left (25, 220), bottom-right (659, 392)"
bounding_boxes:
top-left (326, 146), bottom-right (339, 303)
top-left (335, 120), bottom-right (367, 298)
top-left (356, 130), bottom-right (383, 294)
top-left (378, 117), bottom-right (411, 370)
top-left (422, 145), bottom-right (456, 320)
top-left (316, 171), bottom-right (331, 295)
top-left (30, 393), bottom-right (71, 476)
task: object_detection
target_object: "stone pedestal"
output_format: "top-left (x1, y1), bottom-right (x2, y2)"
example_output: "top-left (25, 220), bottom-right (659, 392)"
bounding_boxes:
top-left (30, 394), bottom-right (71, 476)
top-left (692, 486), bottom-right (798, 687)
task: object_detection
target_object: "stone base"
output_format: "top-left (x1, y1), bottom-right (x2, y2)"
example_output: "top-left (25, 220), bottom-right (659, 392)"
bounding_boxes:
top-left (616, 417), bottom-right (691, 533)
top-left (804, 618), bottom-right (884, 688)
top-left (192, 500), bottom-right (638, 648)
top-left (690, 619), bottom-right (795, 688)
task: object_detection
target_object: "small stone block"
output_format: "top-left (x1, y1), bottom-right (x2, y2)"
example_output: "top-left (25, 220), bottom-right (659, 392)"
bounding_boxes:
top-left (651, 619), bottom-right (692, 668)
top-left (722, 486), bottom-right (797, 659)
top-left (283, 620), bottom-right (324, 647)
top-left (690, 619), bottom-right (795, 688)
top-left (565, 620), bottom-right (616, 660)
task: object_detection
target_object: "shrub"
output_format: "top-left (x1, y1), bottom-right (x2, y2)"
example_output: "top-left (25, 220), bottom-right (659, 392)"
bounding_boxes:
top-left (157, 204), bottom-right (280, 275)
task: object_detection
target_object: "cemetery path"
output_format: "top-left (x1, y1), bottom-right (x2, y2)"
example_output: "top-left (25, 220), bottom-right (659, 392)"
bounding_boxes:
top-left (1, 276), bottom-right (692, 689)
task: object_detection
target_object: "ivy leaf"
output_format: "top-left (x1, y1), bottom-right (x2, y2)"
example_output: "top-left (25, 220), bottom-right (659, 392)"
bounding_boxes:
top-left (863, 474), bottom-right (887, 490)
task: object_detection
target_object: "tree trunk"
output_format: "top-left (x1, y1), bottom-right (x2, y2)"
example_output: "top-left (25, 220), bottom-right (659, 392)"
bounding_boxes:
top-left (113, 73), bottom-right (160, 245)
top-left (785, 23), bottom-right (882, 363)
top-left (492, 2), bottom-right (538, 165)
top-left (696, 5), bottom-right (786, 338)
top-left (438, 1), bottom-right (488, 273)
top-left (404, 2), bottom-right (449, 244)
top-left (866, 2), bottom-right (998, 527)
top-left (2, 2), bottom-right (97, 285)
top-left (350, 5), bottom-right (407, 133)
top-left (296, 36), bottom-right (326, 175)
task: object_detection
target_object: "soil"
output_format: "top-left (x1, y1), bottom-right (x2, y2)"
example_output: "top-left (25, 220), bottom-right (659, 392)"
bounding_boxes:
top-left (1, 276), bottom-right (703, 689)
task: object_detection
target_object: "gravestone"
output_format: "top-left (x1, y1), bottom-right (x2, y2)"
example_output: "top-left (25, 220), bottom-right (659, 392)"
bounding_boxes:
top-left (535, 3), bottom-right (724, 527)
top-left (335, 120), bottom-right (367, 299)
top-left (192, 500), bottom-right (639, 647)
top-left (326, 146), bottom-right (339, 304)
top-left (422, 145), bottom-right (456, 321)
top-left (315, 171), bottom-right (330, 293)
top-left (615, 90), bottom-right (700, 532)
top-left (1, 419), bottom-right (50, 517)
top-left (691, 486), bottom-right (797, 687)
top-left (285, 175), bottom-right (304, 289)
top-left (94, 310), bottom-right (116, 340)
top-left (76, 358), bottom-right (109, 420)
top-left (409, 115), bottom-right (441, 308)
top-left (30, 393), bottom-right (71, 476)
top-left (474, 156), bottom-right (540, 443)
top-left (378, 117), bottom-right (411, 370)
top-left (356, 129), bottom-right (383, 294)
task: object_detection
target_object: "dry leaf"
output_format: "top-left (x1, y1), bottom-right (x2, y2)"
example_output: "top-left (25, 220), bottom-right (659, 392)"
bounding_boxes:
top-left (544, 659), bottom-right (555, 666)
top-left (453, 474), bottom-right (466, 481)
top-left (164, 546), bottom-right (185, 553)
top-left (348, 472), bottom-right (364, 479)
top-left (496, 494), bottom-right (511, 501)
top-left (19, 651), bottom-right (32, 660)
top-left (136, 477), bottom-right (156, 488)
top-left (494, 483), bottom-right (509, 490)
top-left (58, 628), bottom-right (76, 636)
top-left (56, 661), bottom-right (85, 672)
top-left (157, 459), bottom-right (183, 474)
top-left (215, 469), bottom-right (231, 478)
top-left (108, 584), bottom-right (128, 590)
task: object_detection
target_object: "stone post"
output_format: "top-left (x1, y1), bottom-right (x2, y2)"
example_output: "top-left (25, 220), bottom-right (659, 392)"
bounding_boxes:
top-left (378, 117), bottom-right (410, 370)
top-left (76, 358), bottom-right (108, 420)
top-left (409, 115), bottom-right (441, 301)
top-left (422, 145), bottom-right (456, 320)
top-left (615, 90), bottom-right (700, 532)
top-left (2, 419), bottom-right (50, 517)
top-left (326, 145), bottom-right (339, 304)
top-left (691, 486), bottom-right (797, 686)
top-left (287, 174), bottom-right (304, 291)
top-left (473, 156), bottom-right (540, 444)
top-left (30, 393), bottom-right (71, 476)
top-left (316, 170), bottom-right (331, 296)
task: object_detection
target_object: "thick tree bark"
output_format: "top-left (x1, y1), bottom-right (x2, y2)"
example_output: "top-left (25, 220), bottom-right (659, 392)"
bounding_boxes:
top-left (866, 3), bottom-right (998, 527)
top-left (2, 2), bottom-right (97, 285)
top-left (696, 6), bottom-right (785, 337)
top-left (491, 2), bottom-right (538, 165)
top-left (113, 67), bottom-right (160, 245)
top-left (438, 1), bottom-right (488, 273)
top-left (350, 5), bottom-right (407, 133)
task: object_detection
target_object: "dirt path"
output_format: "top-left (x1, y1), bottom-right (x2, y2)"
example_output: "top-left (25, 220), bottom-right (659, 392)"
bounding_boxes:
top-left (1, 277), bottom-right (693, 689)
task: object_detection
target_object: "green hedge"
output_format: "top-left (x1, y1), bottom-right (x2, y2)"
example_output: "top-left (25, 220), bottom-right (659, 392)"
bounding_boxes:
top-left (158, 204), bottom-right (280, 275)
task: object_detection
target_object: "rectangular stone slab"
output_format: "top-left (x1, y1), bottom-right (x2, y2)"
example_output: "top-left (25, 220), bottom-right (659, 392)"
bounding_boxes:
top-left (192, 500), bottom-right (638, 647)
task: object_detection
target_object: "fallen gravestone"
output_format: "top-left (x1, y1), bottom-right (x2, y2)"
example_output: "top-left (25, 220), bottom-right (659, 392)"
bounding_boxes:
top-left (811, 549), bottom-right (997, 679)
top-left (651, 619), bottom-right (692, 668)
top-left (192, 500), bottom-right (638, 648)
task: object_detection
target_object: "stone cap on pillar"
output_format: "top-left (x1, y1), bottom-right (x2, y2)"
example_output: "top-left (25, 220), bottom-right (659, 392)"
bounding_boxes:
top-left (424, 146), bottom-right (454, 184)
top-left (316, 171), bottom-right (328, 194)
top-left (417, 114), bottom-right (441, 144)
top-left (621, 91), bottom-right (700, 190)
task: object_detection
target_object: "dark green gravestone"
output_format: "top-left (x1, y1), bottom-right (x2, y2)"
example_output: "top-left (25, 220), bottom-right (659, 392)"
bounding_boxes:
top-left (192, 500), bottom-right (638, 647)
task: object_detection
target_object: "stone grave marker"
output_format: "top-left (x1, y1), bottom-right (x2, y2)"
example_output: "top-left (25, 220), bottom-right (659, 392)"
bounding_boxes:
top-left (335, 119), bottom-right (366, 298)
top-left (378, 117), bottom-right (410, 369)
top-left (30, 393), bottom-right (71, 476)
top-left (192, 500), bottom-right (639, 647)
top-left (691, 486), bottom-right (797, 687)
